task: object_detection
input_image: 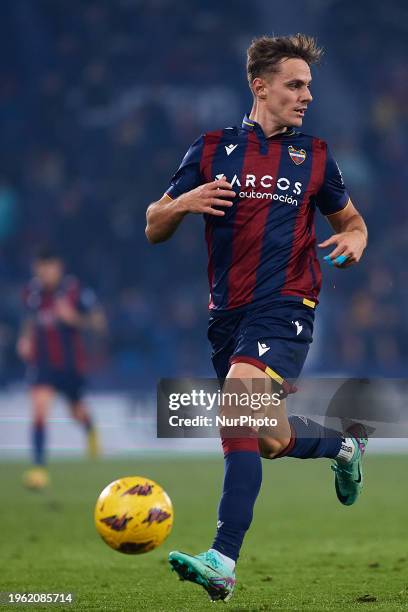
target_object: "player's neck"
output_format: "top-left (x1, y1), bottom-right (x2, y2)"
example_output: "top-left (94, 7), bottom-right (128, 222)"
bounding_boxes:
top-left (248, 106), bottom-right (287, 138)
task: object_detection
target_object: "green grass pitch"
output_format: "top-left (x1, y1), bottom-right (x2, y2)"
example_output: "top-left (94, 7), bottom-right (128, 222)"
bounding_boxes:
top-left (1, 455), bottom-right (408, 611)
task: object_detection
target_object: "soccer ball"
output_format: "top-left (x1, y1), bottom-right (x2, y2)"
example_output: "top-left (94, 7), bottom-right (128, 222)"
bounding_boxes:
top-left (94, 476), bottom-right (173, 554)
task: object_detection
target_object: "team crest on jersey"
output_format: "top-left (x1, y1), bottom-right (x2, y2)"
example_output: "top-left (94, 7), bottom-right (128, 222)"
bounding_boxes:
top-left (288, 145), bottom-right (306, 165)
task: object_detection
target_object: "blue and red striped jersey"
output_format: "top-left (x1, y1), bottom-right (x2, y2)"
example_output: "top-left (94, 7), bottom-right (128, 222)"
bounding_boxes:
top-left (22, 275), bottom-right (97, 373)
top-left (166, 114), bottom-right (350, 312)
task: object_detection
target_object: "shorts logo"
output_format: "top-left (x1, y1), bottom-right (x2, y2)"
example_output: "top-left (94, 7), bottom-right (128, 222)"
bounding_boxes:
top-left (292, 320), bottom-right (303, 335)
top-left (258, 341), bottom-right (270, 357)
top-left (288, 146), bottom-right (306, 165)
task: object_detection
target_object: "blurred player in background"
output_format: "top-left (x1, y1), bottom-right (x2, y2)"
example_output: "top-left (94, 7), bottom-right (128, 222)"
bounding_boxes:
top-left (146, 34), bottom-right (368, 601)
top-left (17, 247), bottom-right (107, 489)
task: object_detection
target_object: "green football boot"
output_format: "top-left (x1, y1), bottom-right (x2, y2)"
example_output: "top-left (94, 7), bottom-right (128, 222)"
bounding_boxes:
top-left (332, 425), bottom-right (368, 506)
top-left (168, 549), bottom-right (236, 602)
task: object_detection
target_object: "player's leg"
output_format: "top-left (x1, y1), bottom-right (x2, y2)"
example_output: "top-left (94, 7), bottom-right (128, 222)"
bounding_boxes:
top-left (259, 414), bottom-right (344, 461)
top-left (169, 315), bottom-right (247, 601)
top-left (231, 301), bottom-right (368, 505)
top-left (23, 385), bottom-right (55, 489)
top-left (255, 395), bottom-right (367, 506)
top-left (69, 400), bottom-right (100, 457)
top-left (170, 361), bottom-right (273, 601)
top-left (254, 381), bottom-right (367, 505)
top-left (64, 373), bottom-right (100, 458)
top-left (212, 361), bottom-right (273, 558)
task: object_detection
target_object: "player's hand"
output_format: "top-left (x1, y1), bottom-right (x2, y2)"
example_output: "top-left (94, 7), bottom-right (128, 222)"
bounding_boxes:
top-left (54, 298), bottom-right (82, 326)
top-left (318, 230), bottom-right (367, 268)
top-left (16, 336), bottom-right (33, 361)
top-left (177, 179), bottom-right (236, 217)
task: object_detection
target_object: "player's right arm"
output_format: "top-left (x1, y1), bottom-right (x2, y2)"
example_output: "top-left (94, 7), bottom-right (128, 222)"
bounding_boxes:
top-left (16, 318), bottom-right (34, 362)
top-left (145, 134), bottom-right (235, 244)
top-left (145, 179), bottom-right (235, 244)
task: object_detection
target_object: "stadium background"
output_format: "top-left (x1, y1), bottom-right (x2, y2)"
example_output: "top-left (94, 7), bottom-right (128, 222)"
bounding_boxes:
top-left (0, 1), bottom-right (407, 610)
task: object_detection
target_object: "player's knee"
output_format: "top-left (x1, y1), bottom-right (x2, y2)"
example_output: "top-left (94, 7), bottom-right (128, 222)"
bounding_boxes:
top-left (32, 401), bottom-right (49, 422)
top-left (32, 387), bottom-right (53, 414)
top-left (259, 436), bottom-right (291, 459)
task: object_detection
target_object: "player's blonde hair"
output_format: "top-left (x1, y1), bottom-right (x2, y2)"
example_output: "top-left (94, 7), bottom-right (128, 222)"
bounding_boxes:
top-left (247, 34), bottom-right (323, 88)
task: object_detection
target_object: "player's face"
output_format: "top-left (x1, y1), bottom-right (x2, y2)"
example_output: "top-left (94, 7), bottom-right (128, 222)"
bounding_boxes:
top-left (34, 259), bottom-right (63, 289)
top-left (261, 58), bottom-right (313, 128)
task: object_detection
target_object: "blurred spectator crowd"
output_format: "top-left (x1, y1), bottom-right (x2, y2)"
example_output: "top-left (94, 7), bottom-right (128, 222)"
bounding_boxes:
top-left (0, 0), bottom-right (406, 389)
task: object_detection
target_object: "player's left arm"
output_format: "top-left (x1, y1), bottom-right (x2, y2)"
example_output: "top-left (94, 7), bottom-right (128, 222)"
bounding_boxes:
top-left (86, 307), bottom-right (108, 335)
top-left (315, 144), bottom-right (367, 268)
top-left (318, 199), bottom-right (368, 267)
top-left (55, 299), bottom-right (107, 332)
top-left (55, 287), bottom-right (108, 333)
top-left (16, 317), bottom-right (35, 361)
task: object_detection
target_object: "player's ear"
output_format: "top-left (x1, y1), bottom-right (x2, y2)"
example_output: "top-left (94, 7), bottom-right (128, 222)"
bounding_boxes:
top-left (252, 77), bottom-right (267, 100)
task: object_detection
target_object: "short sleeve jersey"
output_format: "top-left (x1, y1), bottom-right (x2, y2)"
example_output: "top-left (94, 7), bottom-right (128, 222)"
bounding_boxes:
top-left (166, 114), bottom-right (349, 312)
top-left (23, 275), bottom-right (98, 372)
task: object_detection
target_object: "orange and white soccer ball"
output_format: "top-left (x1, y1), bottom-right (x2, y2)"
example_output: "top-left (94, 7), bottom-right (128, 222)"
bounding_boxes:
top-left (94, 476), bottom-right (173, 554)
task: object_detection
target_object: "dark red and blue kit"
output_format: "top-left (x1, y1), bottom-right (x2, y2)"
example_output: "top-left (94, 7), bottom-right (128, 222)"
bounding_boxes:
top-left (166, 115), bottom-right (350, 387)
top-left (22, 276), bottom-right (97, 402)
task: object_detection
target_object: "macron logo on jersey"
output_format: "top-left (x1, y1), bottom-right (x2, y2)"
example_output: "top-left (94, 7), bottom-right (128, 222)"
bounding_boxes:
top-left (258, 341), bottom-right (270, 357)
top-left (225, 144), bottom-right (238, 156)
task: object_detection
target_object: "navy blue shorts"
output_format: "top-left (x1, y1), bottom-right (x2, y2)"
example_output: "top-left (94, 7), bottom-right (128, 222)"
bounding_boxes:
top-left (28, 367), bottom-right (85, 403)
top-left (208, 300), bottom-right (315, 393)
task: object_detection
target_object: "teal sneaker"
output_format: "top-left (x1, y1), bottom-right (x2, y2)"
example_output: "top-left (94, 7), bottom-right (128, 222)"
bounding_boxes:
top-left (168, 549), bottom-right (236, 602)
top-left (332, 425), bottom-right (368, 506)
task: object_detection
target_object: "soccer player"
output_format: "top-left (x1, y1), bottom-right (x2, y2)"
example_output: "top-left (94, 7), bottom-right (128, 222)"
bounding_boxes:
top-left (146, 35), bottom-right (368, 601)
top-left (17, 247), bottom-right (107, 489)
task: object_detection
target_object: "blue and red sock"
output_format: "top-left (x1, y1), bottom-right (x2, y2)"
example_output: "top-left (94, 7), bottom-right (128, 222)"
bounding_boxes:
top-left (278, 416), bottom-right (342, 459)
top-left (212, 435), bottom-right (262, 562)
top-left (211, 416), bottom-right (342, 563)
top-left (33, 419), bottom-right (46, 465)
top-left (82, 414), bottom-right (93, 433)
